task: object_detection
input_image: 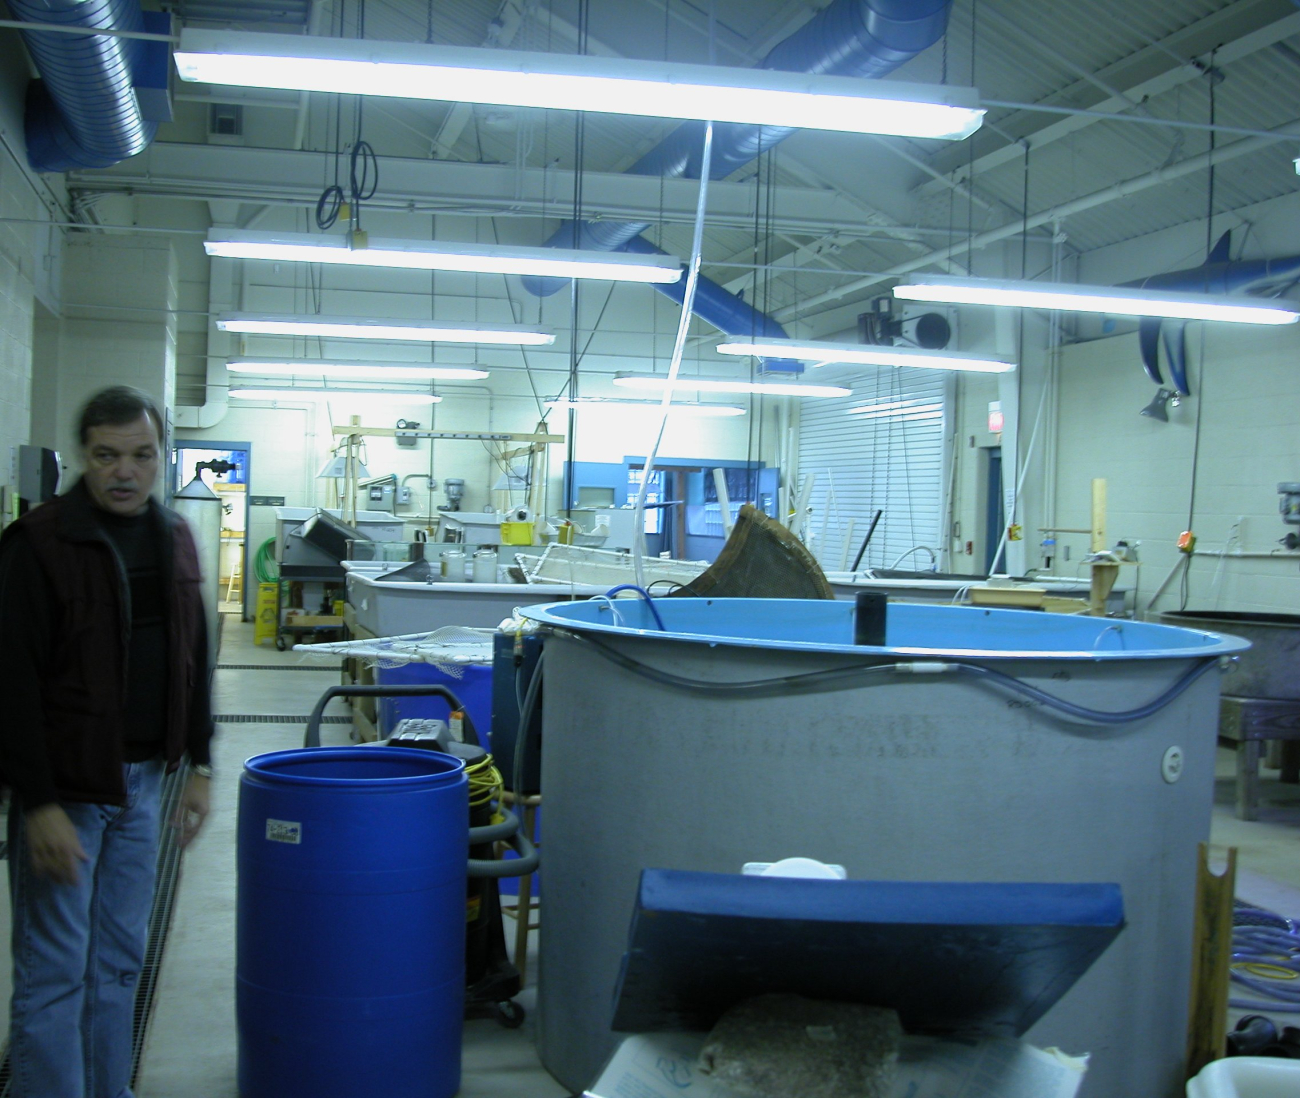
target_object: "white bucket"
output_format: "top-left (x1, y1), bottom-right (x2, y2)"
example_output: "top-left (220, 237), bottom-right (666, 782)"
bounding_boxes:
top-left (1187, 1058), bottom-right (1300, 1097)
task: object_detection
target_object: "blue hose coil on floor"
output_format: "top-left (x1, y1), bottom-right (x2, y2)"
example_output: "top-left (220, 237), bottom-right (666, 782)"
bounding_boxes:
top-left (237, 747), bottom-right (468, 1098)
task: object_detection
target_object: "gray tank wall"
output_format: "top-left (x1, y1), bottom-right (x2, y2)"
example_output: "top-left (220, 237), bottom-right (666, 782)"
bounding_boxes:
top-left (535, 634), bottom-right (1223, 1098)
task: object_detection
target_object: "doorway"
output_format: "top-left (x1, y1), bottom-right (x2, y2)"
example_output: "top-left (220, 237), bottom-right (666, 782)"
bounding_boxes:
top-left (172, 441), bottom-right (252, 621)
top-left (984, 447), bottom-right (1006, 575)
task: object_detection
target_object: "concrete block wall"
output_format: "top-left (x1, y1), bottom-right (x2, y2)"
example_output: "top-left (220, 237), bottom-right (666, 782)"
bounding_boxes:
top-left (0, 140), bottom-right (49, 506)
top-left (54, 236), bottom-right (178, 466)
top-left (1046, 327), bottom-right (1300, 615)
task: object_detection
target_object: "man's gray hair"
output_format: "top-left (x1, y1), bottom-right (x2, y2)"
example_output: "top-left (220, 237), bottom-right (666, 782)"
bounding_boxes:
top-left (78, 386), bottom-right (164, 446)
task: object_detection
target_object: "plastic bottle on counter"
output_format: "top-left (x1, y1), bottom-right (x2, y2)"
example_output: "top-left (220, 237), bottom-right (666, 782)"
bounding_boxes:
top-left (472, 549), bottom-right (498, 584)
top-left (440, 550), bottom-right (466, 582)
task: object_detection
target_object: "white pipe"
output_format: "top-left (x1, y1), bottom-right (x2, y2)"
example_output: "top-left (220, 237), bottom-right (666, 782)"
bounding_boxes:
top-left (839, 517), bottom-right (856, 571)
top-left (777, 116), bottom-right (1300, 320)
top-left (712, 468), bottom-right (734, 539)
top-left (790, 473), bottom-right (815, 538)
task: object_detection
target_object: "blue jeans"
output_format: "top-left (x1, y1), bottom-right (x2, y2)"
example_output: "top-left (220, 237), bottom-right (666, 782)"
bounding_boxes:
top-left (8, 760), bottom-right (165, 1098)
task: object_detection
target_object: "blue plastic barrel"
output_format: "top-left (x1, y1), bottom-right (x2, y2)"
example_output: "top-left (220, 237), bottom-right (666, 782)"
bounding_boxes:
top-left (237, 747), bottom-right (468, 1098)
top-left (376, 662), bottom-right (494, 748)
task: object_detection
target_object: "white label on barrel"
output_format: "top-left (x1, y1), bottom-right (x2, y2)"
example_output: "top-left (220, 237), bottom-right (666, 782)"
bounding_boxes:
top-left (266, 819), bottom-right (302, 844)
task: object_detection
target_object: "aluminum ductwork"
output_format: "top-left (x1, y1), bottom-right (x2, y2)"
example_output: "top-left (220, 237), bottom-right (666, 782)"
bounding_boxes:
top-left (11, 0), bottom-right (163, 172)
top-left (520, 0), bottom-right (952, 365)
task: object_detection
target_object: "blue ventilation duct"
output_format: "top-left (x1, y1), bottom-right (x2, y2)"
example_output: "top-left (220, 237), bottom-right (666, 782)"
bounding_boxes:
top-left (521, 0), bottom-right (953, 368)
top-left (621, 237), bottom-right (804, 372)
top-left (11, 0), bottom-right (166, 173)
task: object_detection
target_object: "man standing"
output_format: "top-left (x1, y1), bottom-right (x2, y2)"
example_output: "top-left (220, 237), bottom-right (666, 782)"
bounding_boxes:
top-left (0, 386), bottom-right (214, 1098)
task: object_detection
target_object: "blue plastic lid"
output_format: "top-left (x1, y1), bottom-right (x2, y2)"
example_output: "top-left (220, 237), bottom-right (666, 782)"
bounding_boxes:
top-left (243, 746), bottom-right (466, 789)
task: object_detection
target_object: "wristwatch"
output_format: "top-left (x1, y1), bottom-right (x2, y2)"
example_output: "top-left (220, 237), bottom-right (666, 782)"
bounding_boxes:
top-left (190, 763), bottom-right (214, 780)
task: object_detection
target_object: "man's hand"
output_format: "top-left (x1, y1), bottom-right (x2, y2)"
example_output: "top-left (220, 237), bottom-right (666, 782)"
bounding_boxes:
top-left (25, 804), bottom-right (88, 885)
top-left (175, 773), bottom-right (210, 848)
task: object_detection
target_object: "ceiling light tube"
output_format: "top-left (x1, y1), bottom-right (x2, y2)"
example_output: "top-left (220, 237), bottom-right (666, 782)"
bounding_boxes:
top-left (544, 397), bottom-right (745, 416)
top-left (613, 374), bottom-right (851, 398)
top-left (216, 314), bottom-right (555, 345)
top-left (226, 359), bottom-right (488, 381)
top-left (892, 276), bottom-right (1300, 325)
top-left (175, 30), bottom-right (984, 140)
top-left (716, 338), bottom-right (1015, 373)
top-left (206, 230), bottom-right (684, 284)
top-left (229, 387), bottom-right (442, 403)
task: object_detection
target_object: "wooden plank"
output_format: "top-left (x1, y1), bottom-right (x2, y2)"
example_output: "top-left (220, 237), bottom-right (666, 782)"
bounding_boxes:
top-left (1220, 695), bottom-right (1300, 741)
top-left (1185, 843), bottom-right (1237, 1081)
top-left (1090, 478), bottom-right (1106, 553)
top-left (1237, 741), bottom-right (1261, 821)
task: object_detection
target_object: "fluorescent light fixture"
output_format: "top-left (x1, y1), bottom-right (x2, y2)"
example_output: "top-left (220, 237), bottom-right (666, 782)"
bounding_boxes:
top-left (206, 230), bottom-right (683, 284)
top-left (545, 397), bottom-right (745, 417)
top-left (613, 374), bottom-right (851, 398)
top-left (227, 358), bottom-right (488, 381)
top-left (175, 30), bottom-right (984, 140)
top-left (230, 387), bottom-right (442, 403)
top-left (847, 399), bottom-right (944, 421)
top-left (893, 276), bottom-right (1300, 325)
top-left (716, 338), bottom-right (1014, 374)
top-left (216, 314), bottom-right (555, 345)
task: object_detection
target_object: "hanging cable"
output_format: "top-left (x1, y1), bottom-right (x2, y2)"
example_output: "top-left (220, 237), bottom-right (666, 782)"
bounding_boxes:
top-left (315, 0), bottom-right (379, 232)
top-left (1181, 54), bottom-right (1218, 610)
top-left (632, 120), bottom-right (716, 590)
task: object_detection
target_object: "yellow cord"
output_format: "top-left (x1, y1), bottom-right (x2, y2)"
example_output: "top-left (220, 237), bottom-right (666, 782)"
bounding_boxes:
top-left (1232, 961), bottom-right (1299, 981)
top-left (465, 753), bottom-right (503, 810)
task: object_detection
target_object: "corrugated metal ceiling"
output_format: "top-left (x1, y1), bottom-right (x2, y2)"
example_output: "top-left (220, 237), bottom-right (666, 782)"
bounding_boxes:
top-left (158, 0), bottom-right (1300, 320)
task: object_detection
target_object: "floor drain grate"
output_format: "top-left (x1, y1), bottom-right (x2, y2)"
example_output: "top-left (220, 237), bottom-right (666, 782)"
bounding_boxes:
top-left (215, 714), bottom-right (351, 724)
top-left (0, 766), bottom-right (189, 1095)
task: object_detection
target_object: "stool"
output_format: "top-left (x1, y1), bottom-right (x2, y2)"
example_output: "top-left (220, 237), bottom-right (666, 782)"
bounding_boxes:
top-left (1219, 695), bottom-right (1300, 820)
top-left (500, 790), bottom-right (541, 987)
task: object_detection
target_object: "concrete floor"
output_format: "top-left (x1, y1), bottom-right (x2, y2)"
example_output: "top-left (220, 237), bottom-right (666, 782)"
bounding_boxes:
top-left (0, 616), bottom-right (1297, 1095)
top-left (133, 617), bottom-right (569, 1098)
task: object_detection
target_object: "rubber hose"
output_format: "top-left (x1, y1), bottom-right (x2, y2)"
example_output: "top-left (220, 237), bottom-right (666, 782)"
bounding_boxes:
top-left (561, 629), bottom-right (1221, 726)
top-left (468, 826), bottom-right (539, 879)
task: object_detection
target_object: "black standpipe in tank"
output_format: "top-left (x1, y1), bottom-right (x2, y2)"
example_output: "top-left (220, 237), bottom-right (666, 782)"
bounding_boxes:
top-left (854, 591), bottom-right (887, 647)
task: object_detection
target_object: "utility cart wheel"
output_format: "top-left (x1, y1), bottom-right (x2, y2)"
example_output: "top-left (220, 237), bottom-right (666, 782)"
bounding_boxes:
top-left (496, 1000), bottom-right (525, 1029)
top-left (275, 635), bottom-right (287, 651)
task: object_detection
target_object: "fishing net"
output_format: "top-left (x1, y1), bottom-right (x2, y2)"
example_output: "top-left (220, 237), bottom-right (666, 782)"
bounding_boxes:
top-left (292, 625), bottom-right (496, 677)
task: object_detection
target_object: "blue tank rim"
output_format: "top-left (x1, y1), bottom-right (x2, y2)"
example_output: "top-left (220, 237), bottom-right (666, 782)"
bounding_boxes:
top-left (519, 597), bottom-right (1252, 662)
top-left (243, 746), bottom-right (467, 788)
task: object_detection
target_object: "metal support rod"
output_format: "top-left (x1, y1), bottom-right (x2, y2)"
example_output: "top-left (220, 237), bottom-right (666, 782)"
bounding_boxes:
top-left (982, 98), bottom-right (1293, 143)
top-left (0, 18), bottom-right (176, 41)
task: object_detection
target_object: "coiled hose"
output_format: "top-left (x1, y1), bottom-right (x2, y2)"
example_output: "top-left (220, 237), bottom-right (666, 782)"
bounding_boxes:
top-left (1232, 908), bottom-right (1300, 1012)
top-left (253, 537), bottom-right (279, 584)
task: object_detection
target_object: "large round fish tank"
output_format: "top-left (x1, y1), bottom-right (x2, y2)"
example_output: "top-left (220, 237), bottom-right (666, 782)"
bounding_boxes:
top-left (519, 597), bottom-right (1249, 1098)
